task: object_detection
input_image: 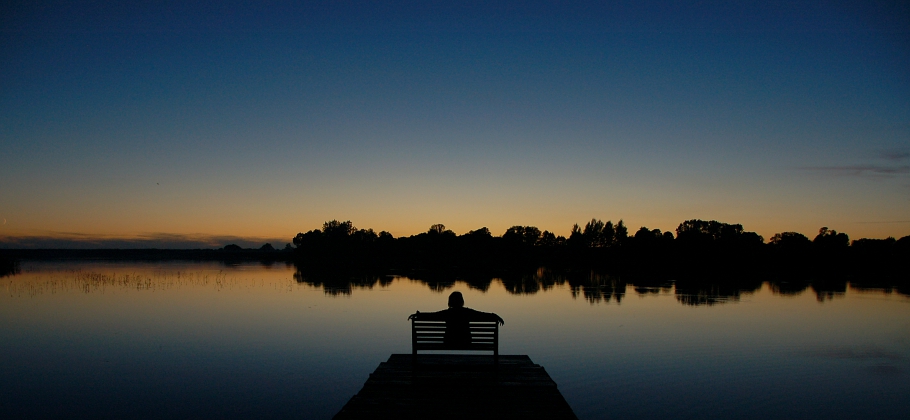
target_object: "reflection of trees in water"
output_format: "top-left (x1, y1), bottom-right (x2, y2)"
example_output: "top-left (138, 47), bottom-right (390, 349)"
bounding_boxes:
top-left (406, 267), bottom-right (569, 295)
top-left (676, 277), bottom-right (863, 305)
top-left (810, 279), bottom-right (847, 302)
top-left (676, 285), bottom-right (740, 306)
top-left (498, 274), bottom-right (536, 294)
top-left (492, 267), bottom-right (569, 295)
top-left (850, 285), bottom-right (908, 298)
top-left (675, 279), bottom-right (763, 306)
top-left (770, 281), bottom-right (810, 296)
top-left (767, 277), bottom-right (850, 302)
top-left (293, 261), bottom-right (908, 305)
top-left (455, 273), bottom-right (495, 292)
top-left (293, 268), bottom-right (391, 296)
top-left (404, 270), bottom-right (498, 292)
top-left (634, 286), bottom-right (668, 295)
top-left (499, 270), bottom-right (544, 295)
top-left (8, 260), bottom-right (905, 307)
top-left (292, 265), bottom-right (569, 295)
top-left (566, 270), bottom-right (627, 304)
top-left (845, 279), bottom-right (909, 298)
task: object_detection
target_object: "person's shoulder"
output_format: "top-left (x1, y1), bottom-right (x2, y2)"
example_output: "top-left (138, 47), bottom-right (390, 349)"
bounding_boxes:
top-left (461, 307), bottom-right (493, 317)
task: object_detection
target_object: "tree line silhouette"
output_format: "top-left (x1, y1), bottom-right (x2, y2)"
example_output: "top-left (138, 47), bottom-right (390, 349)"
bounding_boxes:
top-left (2, 218), bottom-right (906, 302)
top-left (292, 219), bottom-right (907, 271)
top-left (290, 218), bottom-right (909, 300)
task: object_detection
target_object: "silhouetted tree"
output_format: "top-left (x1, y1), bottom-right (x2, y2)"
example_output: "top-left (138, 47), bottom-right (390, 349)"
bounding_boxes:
top-left (591, 219), bottom-right (614, 247)
top-left (614, 220), bottom-right (628, 245)
top-left (458, 228), bottom-right (494, 250)
top-left (568, 224), bottom-right (584, 248)
top-left (895, 235), bottom-right (910, 254)
top-left (293, 229), bottom-right (321, 248)
top-left (323, 220), bottom-right (355, 239)
top-left (677, 219), bottom-right (740, 242)
top-left (259, 243), bottom-right (275, 251)
top-left (502, 226), bottom-right (523, 245)
top-left (851, 237), bottom-right (896, 249)
top-left (850, 237), bottom-right (899, 276)
top-left (583, 219), bottom-right (601, 247)
top-left (813, 227), bottom-right (849, 248)
top-left (464, 227), bottom-right (492, 238)
top-left (634, 226), bottom-right (659, 241)
top-left (503, 226), bottom-right (542, 246)
top-left (676, 219), bottom-right (763, 247)
top-left (538, 230), bottom-right (561, 247)
top-left (284, 218), bottom-right (906, 298)
top-left (292, 220), bottom-right (387, 268)
top-left (570, 219), bottom-right (616, 248)
top-left (524, 226), bottom-right (542, 245)
top-left (769, 232), bottom-right (812, 251)
top-left (632, 226), bottom-right (674, 246)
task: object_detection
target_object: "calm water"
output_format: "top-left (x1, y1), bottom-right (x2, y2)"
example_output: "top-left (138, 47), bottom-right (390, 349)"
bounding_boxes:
top-left (2, 261), bottom-right (908, 419)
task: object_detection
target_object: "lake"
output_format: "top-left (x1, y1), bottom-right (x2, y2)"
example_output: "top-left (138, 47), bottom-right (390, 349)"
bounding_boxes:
top-left (2, 260), bottom-right (908, 419)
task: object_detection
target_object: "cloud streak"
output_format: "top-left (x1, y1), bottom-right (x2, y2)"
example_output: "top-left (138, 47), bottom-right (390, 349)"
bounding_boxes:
top-left (799, 347), bottom-right (903, 361)
top-left (801, 150), bottom-right (910, 178)
top-left (802, 164), bottom-right (910, 177)
top-left (880, 148), bottom-right (910, 161)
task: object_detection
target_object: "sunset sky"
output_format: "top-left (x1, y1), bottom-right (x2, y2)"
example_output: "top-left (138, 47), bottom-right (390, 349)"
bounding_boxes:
top-left (2, 1), bottom-right (908, 248)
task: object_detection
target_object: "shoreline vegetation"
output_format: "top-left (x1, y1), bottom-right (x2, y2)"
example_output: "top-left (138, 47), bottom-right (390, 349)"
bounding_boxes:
top-left (2, 219), bottom-right (908, 300)
top-left (287, 219), bottom-right (909, 299)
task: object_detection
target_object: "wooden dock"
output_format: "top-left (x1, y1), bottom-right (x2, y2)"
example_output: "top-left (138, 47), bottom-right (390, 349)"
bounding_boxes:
top-left (333, 354), bottom-right (577, 420)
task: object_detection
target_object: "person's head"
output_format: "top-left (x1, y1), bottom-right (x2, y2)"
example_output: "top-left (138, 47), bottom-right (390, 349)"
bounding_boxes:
top-left (448, 291), bottom-right (464, 308)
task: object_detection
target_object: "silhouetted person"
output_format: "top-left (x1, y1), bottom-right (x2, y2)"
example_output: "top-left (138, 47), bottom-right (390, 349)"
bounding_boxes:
top-left (408, 291), bottom-right (504, 348)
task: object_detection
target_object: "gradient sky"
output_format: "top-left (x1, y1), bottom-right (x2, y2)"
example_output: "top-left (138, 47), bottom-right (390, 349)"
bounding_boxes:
top-left (1, 1), bottom-right (909, 248)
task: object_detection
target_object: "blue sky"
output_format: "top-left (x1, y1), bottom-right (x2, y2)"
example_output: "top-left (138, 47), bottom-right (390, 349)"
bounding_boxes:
top-left (1, 1), bottom-right (908, 247)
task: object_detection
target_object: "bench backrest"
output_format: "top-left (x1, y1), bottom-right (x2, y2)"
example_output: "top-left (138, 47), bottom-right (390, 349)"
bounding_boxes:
top-left (411, 318), bottom-right (499, 356)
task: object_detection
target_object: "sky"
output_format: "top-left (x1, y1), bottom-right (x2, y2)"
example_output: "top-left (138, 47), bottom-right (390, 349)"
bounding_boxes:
top-left (1, 1), bottom-right (909, 248)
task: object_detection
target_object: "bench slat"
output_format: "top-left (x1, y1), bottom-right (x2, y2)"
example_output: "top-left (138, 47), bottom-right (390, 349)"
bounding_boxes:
top-left (414, 338), bottom-right (495, 342)
top-left (413, 325), bottom-right (498, 330)
top-left (414, 339), bottom-right (495, 343)
top-left (411, 314), bottom-right (499, 358)
top-left (414, 343), bottom-right (496, 350)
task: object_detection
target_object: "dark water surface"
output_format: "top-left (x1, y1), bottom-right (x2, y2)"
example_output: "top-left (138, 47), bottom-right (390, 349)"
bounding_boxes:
top-left (2, 261), bottom-right (908, 419)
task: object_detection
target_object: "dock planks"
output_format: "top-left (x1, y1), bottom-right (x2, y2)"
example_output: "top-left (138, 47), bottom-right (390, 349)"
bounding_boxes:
top-left (333, 354), bottom-right (577, 420)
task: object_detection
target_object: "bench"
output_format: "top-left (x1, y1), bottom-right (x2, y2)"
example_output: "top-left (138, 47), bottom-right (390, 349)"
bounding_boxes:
top-left (410, 316), bottom-right (499, 360)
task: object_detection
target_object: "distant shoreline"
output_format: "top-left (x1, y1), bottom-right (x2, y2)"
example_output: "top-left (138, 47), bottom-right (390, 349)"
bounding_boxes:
top-left (0, 248), bottom-right (293, 262)
top-left (2, 217), bottom-right (908, 289)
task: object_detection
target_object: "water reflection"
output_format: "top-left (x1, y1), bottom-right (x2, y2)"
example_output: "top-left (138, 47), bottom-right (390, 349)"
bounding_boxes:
top-left (292, 267), bottom-right (390, 296)
top-left (2, 259), bottom-right (907, 420)
top-left (769, 279), bottom-right (855, 303)
top-left (290, 263), bottom-right (908, 306)
top-left (5, 270), bottom-right (235, 297)
top-left (566, 271), bottom-right (627, 304)
top-left (670, 279), bottom-right (759, 306)
top-left (6, 261), bottom-right (907, 307)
